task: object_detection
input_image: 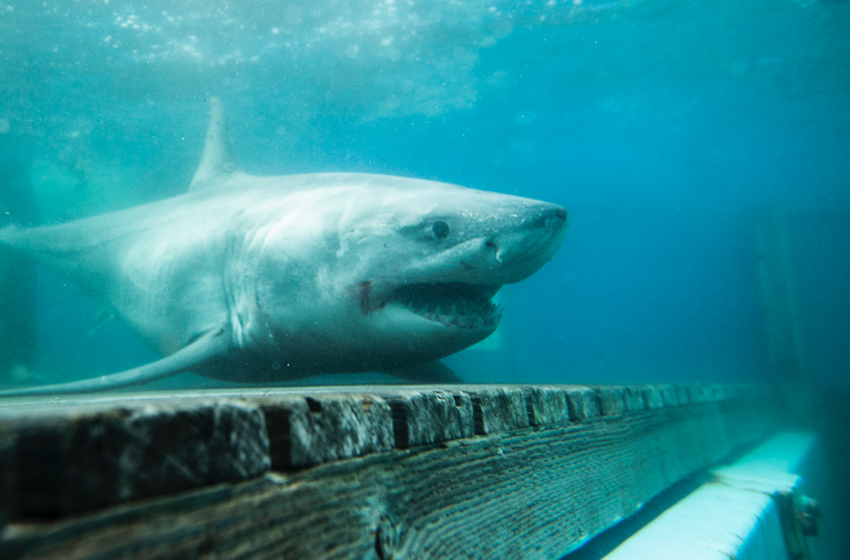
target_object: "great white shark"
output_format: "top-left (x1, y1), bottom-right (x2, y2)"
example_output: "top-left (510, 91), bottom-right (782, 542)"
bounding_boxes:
top-left (0, 99), bottom-right (567, 396)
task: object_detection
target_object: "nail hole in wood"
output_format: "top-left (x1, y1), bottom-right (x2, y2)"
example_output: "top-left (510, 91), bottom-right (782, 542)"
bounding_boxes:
top-left (305, 397), bottom-right (322, 414)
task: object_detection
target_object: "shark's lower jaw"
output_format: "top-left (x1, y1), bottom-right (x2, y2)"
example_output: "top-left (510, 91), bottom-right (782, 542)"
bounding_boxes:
top-left (388, 282), bottom-right (502, 330)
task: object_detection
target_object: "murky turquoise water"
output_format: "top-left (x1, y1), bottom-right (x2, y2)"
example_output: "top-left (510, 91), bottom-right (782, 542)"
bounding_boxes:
top-left (1, 0), bottom-right (848, 554)
top-left (0, 2), bottom-right (847, 392)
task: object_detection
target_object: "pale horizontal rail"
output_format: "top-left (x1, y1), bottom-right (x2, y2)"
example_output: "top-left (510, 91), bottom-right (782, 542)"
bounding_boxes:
top-left (602, 432), bottom-right (818, 560)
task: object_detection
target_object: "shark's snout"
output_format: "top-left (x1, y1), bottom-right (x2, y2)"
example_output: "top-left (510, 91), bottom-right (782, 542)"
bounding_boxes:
top-left (549, 206), bottom-right (569, 226)
top-left (482, 203), bottom-right (568, 283)
top-left (530, 204), bottom-right (568, 231)
top-left (360, 200), bottom-right (567, 334)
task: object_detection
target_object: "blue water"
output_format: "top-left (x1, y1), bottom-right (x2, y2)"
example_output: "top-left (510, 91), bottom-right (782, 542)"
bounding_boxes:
top-left (1, 1), bottom-right (849, 555)
top-left (0, 0), bottom-right (848, 391)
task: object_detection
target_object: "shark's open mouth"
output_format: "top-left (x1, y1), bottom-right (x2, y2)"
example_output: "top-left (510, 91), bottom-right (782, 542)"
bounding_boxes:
top-left (389, 283), bottom-right (502, 330)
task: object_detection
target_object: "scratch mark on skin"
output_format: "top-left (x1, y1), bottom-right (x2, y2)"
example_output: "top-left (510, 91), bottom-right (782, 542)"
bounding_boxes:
top-left (359, 280), bottom-right (372, 315)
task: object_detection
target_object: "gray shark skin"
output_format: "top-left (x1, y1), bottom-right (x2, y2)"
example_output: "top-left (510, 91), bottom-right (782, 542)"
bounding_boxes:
top-left (0, 99), bottom-right (568, 395)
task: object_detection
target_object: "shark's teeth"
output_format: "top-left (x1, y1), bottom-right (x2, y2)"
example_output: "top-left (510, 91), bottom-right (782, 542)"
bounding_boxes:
top-left (389, 283), bottom-right (501, 330)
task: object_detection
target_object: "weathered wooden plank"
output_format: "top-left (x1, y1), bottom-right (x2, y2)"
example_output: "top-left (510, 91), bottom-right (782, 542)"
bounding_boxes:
top-left (642, 386), bottom-right (664, 409)
top-left (596, 386), bottom-right (626, 417)
top-left (623, 386), bottom-right (646, 411)
top-left (255, 393), bottom-right (394, 468)
top-left (0, 383), bottom-right (781, 559)
top-left (465, 386), bottom-right (530, 434)
top-left (565, 386), bottom-right (602, 421)
top-left (0, 399), bottom-right (270, 520)
top-left (0, 430), bottom-right (15, 527)
top-left (523, 386), bottom-right (569, 426)
top-left (659, 384), bottom-right (679, 407)
top-left (380, 389), bottom-right (474, 448)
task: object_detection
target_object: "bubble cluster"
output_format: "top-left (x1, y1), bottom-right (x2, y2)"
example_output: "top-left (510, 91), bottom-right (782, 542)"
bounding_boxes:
top-left (0, 0), bottom-right (633, 136)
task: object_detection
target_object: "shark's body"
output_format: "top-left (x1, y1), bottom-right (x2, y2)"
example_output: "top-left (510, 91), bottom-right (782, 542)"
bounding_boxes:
top-left (0, 99), bottom-right (567, 395)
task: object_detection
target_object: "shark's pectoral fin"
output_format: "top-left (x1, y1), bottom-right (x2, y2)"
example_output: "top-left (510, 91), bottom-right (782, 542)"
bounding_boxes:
top-left (0, 326), bottom-right (232, 398)
top-left (87, 305), bottom-right (118, 336)
top-left (385, 361), bottom-right (462, 384)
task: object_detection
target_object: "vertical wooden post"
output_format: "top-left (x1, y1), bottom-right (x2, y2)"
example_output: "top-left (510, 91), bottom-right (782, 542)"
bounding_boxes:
top-left (753, 208), bottom-right (813, 421)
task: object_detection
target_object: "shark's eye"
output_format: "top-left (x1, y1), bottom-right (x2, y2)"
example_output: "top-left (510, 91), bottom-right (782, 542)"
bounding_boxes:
top-left (432, 220), bottom-right (450, 240)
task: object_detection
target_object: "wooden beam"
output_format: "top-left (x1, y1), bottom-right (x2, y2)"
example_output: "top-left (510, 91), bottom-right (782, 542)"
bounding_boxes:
top-left (0, 383), bottom-right (781, 559)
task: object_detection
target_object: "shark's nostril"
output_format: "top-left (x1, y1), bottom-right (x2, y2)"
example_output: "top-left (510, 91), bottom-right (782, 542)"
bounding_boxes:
top-left (485, 239), bottom-right (502, 262)
top-left (535, 207), bottom-right (568, 228)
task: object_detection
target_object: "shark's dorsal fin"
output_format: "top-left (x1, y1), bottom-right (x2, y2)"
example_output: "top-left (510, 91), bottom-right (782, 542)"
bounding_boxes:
top-left (189, 97), bottom-right (241, 191)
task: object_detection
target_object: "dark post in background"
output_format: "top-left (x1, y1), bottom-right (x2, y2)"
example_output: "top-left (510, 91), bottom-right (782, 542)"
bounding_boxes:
top-left (0, 137), bottom-right (40, 385)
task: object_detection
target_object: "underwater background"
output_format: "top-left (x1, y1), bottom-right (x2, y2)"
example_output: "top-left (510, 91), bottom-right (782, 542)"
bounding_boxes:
top-left (1, 0), bottom-right (847, 391)
top-left (0, 0), bottom-right (848, 552)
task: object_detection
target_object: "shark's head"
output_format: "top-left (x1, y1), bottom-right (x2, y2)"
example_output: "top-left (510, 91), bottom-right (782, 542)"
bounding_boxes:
top-left (235, 174), bottom-right (568, 372)
top-left (185, 99), bottom-right (568, 374)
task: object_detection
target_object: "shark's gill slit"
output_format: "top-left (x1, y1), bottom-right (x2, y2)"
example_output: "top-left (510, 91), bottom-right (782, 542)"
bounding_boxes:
top-left (359, 281), bottom-right (372, 315)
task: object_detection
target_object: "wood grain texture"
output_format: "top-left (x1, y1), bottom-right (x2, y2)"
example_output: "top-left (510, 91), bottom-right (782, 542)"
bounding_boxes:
top-left (381, 389), bottom-right (475, 448)
top-left (0, 399), bottom-right (269, 519)
top-left (0, 384), bottom-right (781, 559)
top-left (255, 393), bottom-right (394, 468)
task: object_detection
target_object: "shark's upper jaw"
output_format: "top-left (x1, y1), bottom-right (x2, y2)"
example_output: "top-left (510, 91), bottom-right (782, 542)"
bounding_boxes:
top-left (387, 282), bottom-right (502, 330)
